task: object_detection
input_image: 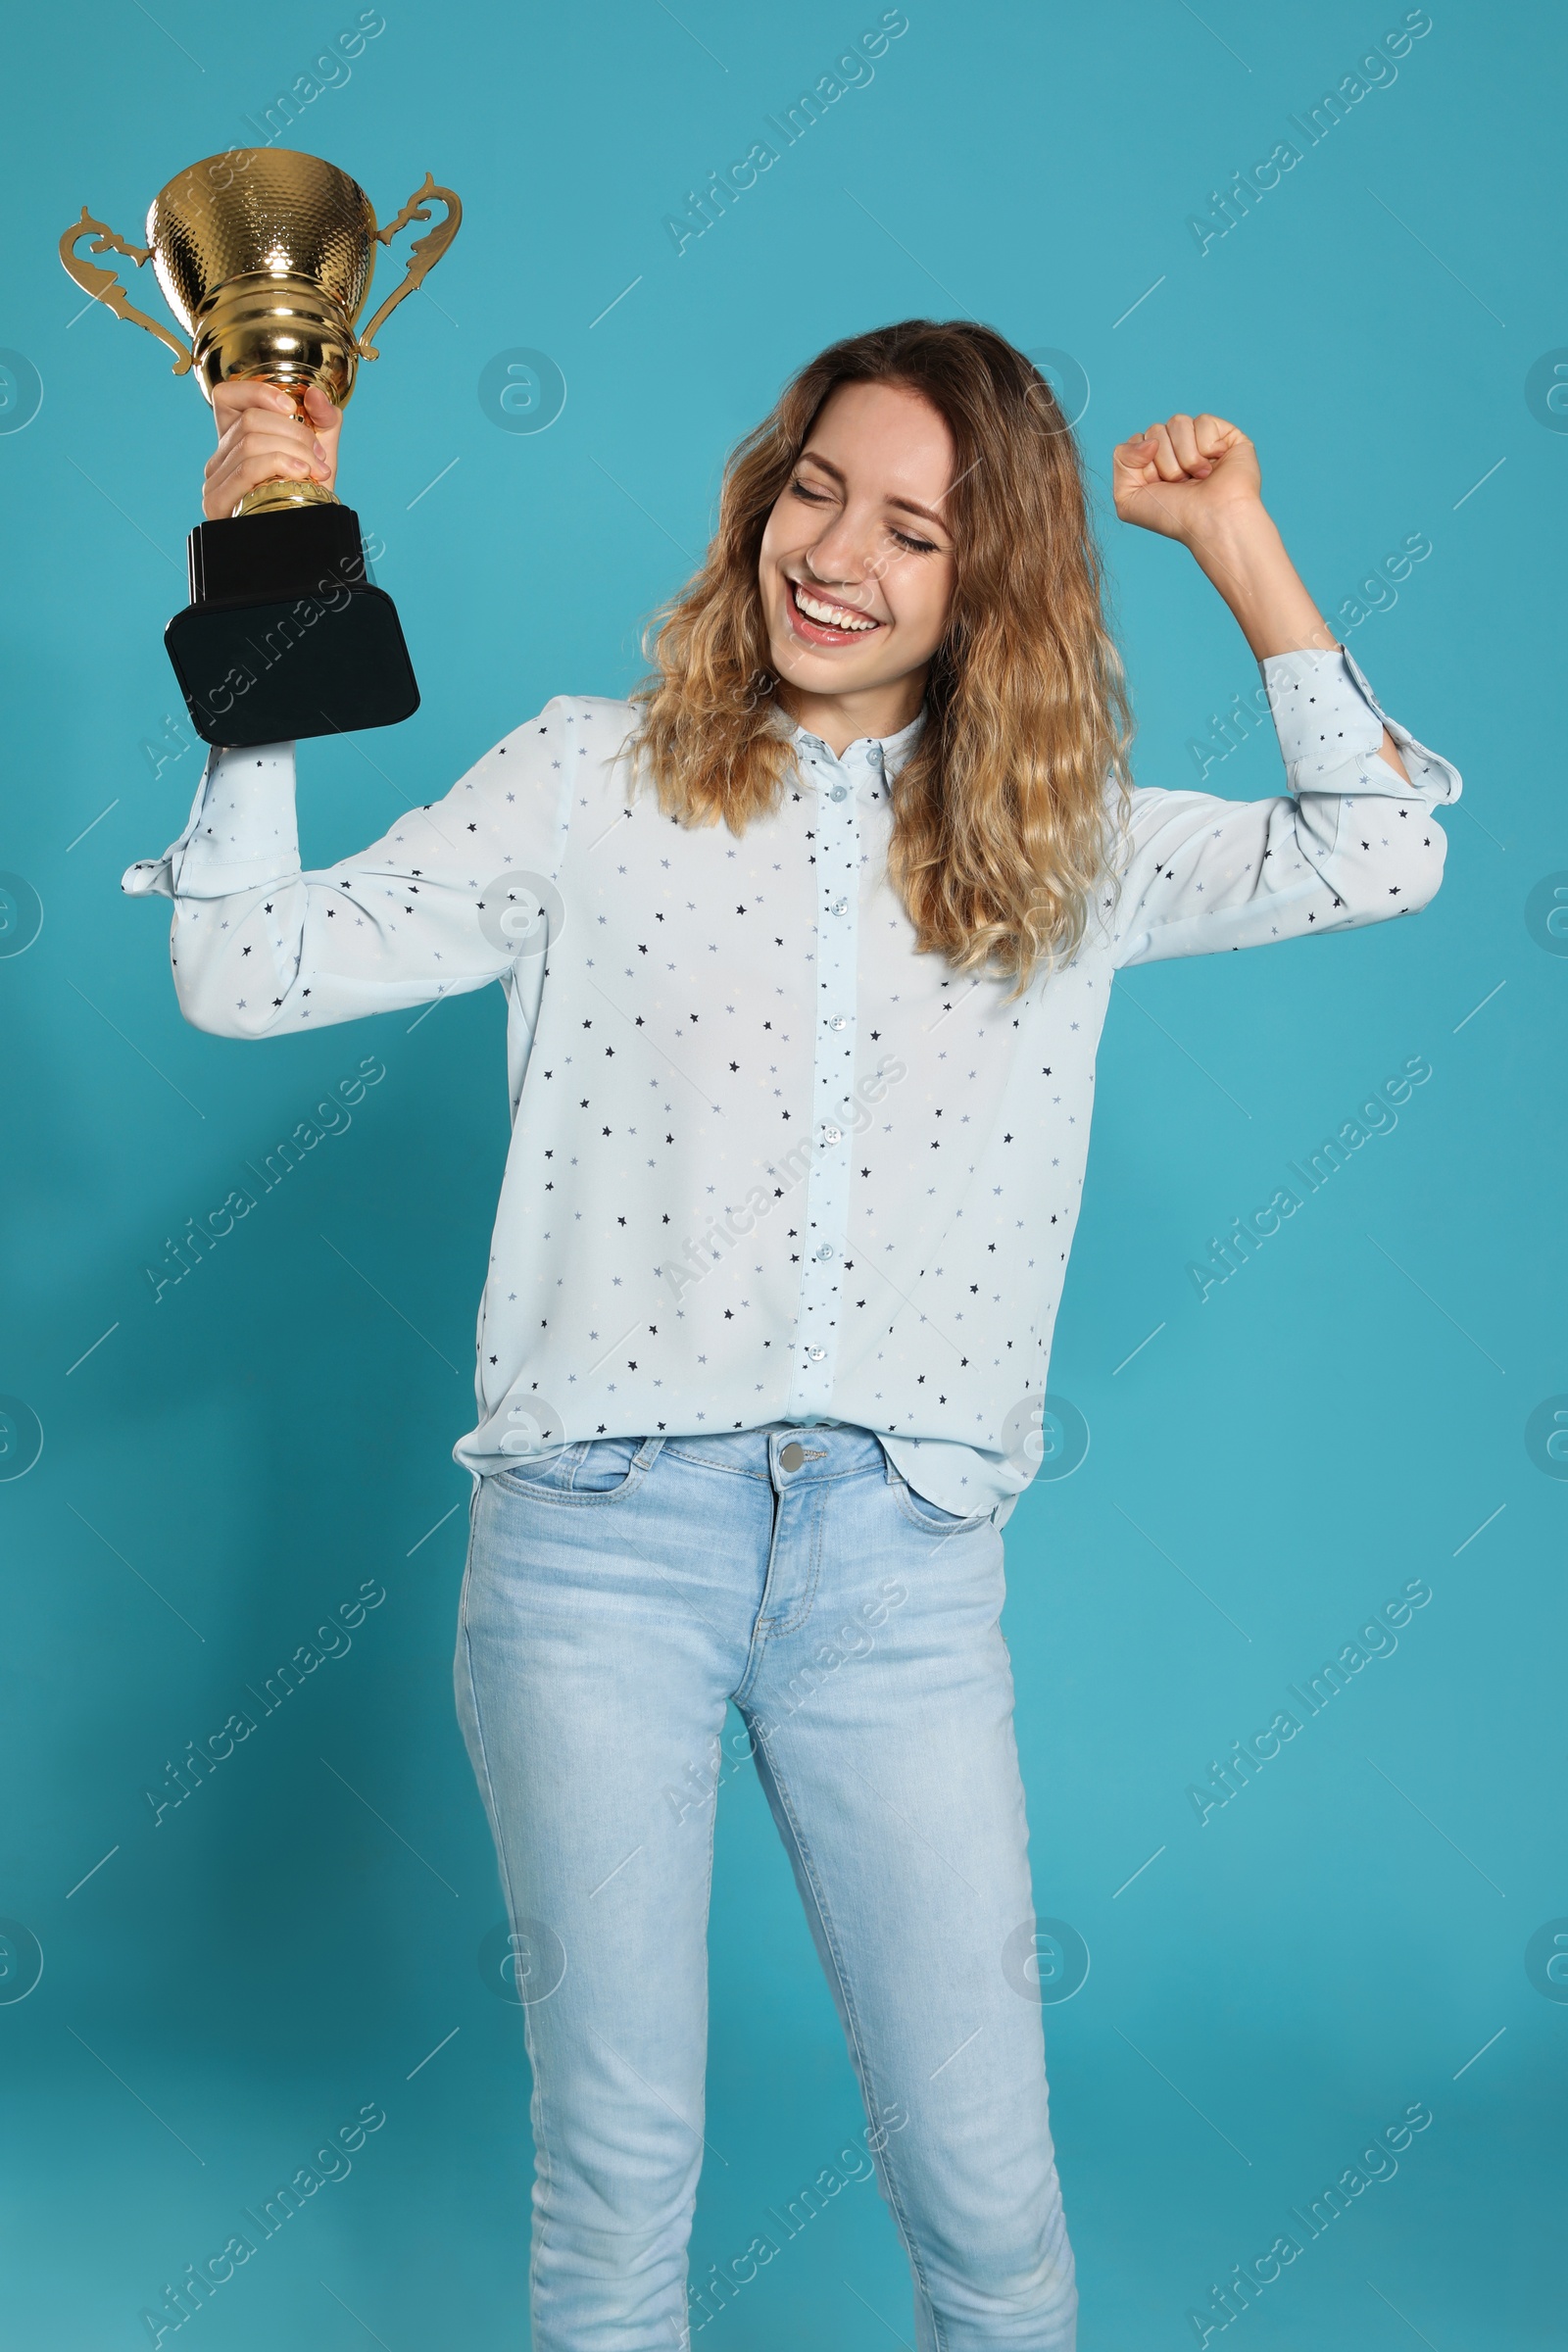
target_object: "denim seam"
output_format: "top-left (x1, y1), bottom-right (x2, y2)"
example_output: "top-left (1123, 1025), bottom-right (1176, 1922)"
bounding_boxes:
top-left (559, 1438), bottom-right (595, 1491)
top-left (457, 1524), bottom-right (558, 2332)
top-left (734, 1490), bottom-right (787, 1707)
top-left (746, 1715), bottom-right (946, 2349)
top-left (660, 1444), bottom-right (774, 1482)
top-left (760, 1476), bottom-right (827, 1638)
top-left (735, 1471), bottom-right (823, 1697)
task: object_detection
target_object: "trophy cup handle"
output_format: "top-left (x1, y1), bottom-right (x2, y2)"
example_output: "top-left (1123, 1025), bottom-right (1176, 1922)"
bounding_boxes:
top-left (356, 175), bottom-right (463, 362)
top-left (58, 209), bottom-right (193, 374)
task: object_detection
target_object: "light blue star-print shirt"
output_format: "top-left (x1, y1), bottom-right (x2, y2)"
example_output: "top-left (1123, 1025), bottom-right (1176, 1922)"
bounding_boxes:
top-left (123, 646), bottom-right (1461, 1525)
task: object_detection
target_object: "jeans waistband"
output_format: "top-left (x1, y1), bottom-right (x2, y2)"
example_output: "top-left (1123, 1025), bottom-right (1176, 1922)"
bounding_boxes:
top-left (662, 1421), bottom-right (897, 1490)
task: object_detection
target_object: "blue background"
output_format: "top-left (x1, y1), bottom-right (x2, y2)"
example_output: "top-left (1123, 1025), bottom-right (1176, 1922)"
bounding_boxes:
top-left (2, 2), bottom-right (1562, 2345)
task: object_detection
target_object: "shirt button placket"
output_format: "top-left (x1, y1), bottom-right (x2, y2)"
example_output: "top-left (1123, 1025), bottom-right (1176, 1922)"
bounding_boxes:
top-left (786, 739), bottom-right (861, 1421)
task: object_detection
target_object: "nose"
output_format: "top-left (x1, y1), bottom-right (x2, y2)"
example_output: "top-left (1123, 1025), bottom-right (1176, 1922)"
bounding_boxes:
top-left (803, 509), bottom-right (877, 595)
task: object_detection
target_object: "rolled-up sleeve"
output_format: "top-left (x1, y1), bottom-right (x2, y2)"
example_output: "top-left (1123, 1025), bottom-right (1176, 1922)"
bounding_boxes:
top-left (1107, 645), bottom-right (1462, 968)
top-left (122, 702), bottom-right (584, 1037)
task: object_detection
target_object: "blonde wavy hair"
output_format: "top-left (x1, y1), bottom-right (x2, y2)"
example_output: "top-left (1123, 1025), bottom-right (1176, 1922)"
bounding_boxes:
top-left (630, 319), bottom-right (1134, 993)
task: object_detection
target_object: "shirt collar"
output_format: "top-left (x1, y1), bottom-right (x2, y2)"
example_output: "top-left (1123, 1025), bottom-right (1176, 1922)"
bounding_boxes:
top-left (785, 703), bottom-right (927, 791)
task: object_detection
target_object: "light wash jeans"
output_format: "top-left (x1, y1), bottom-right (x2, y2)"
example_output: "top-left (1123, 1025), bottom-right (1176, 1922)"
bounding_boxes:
top-left (455, 1423), bottom-right (1076, 2351)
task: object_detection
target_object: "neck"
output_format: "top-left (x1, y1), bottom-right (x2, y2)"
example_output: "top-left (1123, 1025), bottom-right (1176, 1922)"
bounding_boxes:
top-left (775, 670), bottom-right (926, 760)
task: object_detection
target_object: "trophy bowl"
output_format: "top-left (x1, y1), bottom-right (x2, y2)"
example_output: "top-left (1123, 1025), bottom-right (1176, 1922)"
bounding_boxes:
top-left (149, 149), bottom-right (380, 484)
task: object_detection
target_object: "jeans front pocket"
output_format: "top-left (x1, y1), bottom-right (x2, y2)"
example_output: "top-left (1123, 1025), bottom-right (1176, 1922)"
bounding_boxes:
top-left (564, 1437), bottom-right (646, 1494)
top-left (494, 1440), bottom-right (588, 1498)
top-left (890, 1475), bottom-right (994, 1536)
top-left (493, 1435), bottom-right (655, 1503)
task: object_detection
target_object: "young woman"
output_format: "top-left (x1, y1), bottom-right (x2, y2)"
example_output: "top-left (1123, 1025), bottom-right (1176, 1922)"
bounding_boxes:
top-left (127, 319), bottom-right (1460, 2351)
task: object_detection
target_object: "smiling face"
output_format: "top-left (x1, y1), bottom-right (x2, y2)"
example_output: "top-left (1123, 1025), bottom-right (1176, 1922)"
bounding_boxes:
top-left (757, 378), bottom-right (958, 749)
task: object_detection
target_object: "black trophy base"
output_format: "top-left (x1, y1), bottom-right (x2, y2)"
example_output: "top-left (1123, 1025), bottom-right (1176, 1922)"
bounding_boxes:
top-left (166, 502), bottom-right (419, 749)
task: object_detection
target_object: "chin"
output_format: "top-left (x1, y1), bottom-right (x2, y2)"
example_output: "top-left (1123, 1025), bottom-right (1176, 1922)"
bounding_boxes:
top-left (775, 649), bottom-right (876, 694)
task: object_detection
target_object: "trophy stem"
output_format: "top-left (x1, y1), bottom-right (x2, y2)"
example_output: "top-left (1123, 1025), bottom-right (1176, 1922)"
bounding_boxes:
top-left (235, 476), bottom-right (341, 519)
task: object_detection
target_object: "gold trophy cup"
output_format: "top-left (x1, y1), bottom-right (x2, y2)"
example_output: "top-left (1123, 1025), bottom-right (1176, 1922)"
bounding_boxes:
top-left (60, 148), bottom-right (461, 745)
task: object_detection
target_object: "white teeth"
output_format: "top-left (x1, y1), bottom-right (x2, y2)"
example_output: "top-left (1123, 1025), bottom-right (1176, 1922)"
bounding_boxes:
top-left (793, 582), bottom-right (877, 632)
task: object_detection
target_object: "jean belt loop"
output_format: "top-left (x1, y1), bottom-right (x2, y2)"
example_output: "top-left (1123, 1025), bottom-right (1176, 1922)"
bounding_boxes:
top-left (632, 1434), bottom-right (666, 1473)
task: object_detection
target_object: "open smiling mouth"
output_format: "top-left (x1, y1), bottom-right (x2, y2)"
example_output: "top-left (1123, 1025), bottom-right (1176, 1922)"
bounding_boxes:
top-left (786, 576), bottom-right (883, 645)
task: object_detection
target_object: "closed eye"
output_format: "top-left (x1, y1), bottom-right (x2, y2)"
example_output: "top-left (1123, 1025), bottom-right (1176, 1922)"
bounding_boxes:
top-left (789, 476), bottom-right (943, 556)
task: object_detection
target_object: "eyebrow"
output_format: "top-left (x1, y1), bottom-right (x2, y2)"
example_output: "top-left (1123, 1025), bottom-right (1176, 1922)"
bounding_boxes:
top-left (795, 449), bottom-right (948, 529)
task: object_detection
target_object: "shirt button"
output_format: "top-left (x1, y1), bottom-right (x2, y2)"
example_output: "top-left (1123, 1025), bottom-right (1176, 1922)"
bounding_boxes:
top-left (808, 1346), bottom-right (826, 1362)
top-left (830, 898), bottom-right (849, 917)
top-left (828, 1013), bottom-right (848, 1031)
top-left (815, 1244), bottom-right (835, 1261)
top-left (828, 783), bottom-right (848, 802)
top-left (821, 1125), bottom-right (842, 1146)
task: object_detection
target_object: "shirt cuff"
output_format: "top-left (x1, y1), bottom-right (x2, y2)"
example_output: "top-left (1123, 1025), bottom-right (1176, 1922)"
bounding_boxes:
top-left (122, 741), bottom-right (300, 902)
top-left (1261, 647), bottom-right (1384, 778)
top-left (1260, 644), bottom-right (1461, 807)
